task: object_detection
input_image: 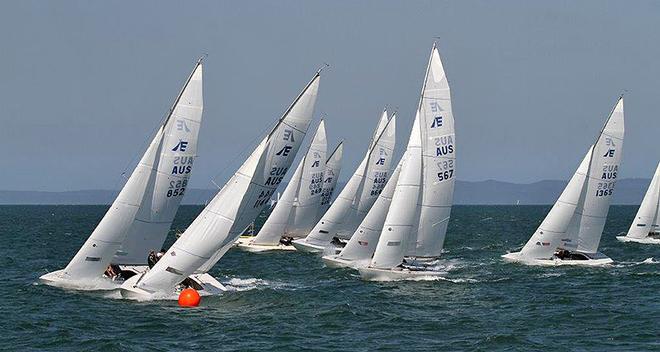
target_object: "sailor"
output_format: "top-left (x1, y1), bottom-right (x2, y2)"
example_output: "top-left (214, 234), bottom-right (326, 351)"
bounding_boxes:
top-left (330, 236), bottom-right (343, 247)
top-left (104, 264), bottom-right (121, 279)
top-left (279, 236), bottom-right (293, 246)
top-left (554, 249), bottom-right (569, 260)
top-left (147, 251), bottom-right (158, 268)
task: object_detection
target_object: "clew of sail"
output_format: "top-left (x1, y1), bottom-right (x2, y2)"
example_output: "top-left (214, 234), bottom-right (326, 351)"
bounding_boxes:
top-left (58, 59), bottom-right (204, 280)
top-left (130, 72), bottom-right (319, 293)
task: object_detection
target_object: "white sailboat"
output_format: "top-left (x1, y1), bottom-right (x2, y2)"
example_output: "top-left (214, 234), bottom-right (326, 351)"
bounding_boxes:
top-left (236, 120), bottom-right (329, 252)
top-left (319, 142), bottom-right (344, 215)
top-left (120, 70), bottom-right (320, 298)
top-left (359, 43), bottom-right (457, 281)
top-left (503, 97), bottom-right (625, 266)
top-left (617, 162), bottom-right (660, 244)
top-left (292, 110), bottom-right (396, 253)
top-left (40, 58), bottom-right (205, 289)
top-left (322, 153), bottom-right (404, 269)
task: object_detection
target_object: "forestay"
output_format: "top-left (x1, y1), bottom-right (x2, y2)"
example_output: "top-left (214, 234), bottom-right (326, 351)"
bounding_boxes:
top-left (626, 163), bottom-right (660, 239)
top-left (132, 72), bottom-right (319, 293)
top-left (59, 59), bottom-right (204, 280)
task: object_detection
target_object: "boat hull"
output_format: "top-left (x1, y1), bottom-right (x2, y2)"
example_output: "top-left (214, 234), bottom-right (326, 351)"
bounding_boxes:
top-left (616, 235), bottom-right (660, 244)
top-left (291, 239), bottom-right (326, 253)
top-left (234, 236), bottom-right (297, 252)
top-left (321, 255), bottom-right (370, 269)
top-left (358, 266), bottom-right (445, 281)
top-left (120, 272), bottom-right (227, 300)
top-left (501, 251), bottom-right (614, 266)
top-left (39, 269), bottom-right (122, 291)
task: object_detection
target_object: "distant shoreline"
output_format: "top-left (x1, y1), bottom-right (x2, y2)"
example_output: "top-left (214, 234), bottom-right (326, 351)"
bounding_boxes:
top-left (0, 178), bottom-right (650, 205)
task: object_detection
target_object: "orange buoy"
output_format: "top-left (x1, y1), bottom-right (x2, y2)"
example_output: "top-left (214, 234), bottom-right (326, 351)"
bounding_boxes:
top-left (178, 288), bottom-right (201, 307)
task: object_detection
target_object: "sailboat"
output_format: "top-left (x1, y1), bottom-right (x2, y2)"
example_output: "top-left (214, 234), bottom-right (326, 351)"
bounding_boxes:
top-left (322, 153), bottom-right (404, 268)
top-left (292, 110), bottom-right (396, 254)
top-left (503, 97), bottom-right (625, 266)
top-left (617, 162), bottom-right (660, 244)
top-left (358, 43), bottom-right (457, 281)
top-left (120, 70), bottom-right (320, 298)
top-left (235, 121), bottom-right (330, 252)
top-left (40, 58), bottom-right (205, 290)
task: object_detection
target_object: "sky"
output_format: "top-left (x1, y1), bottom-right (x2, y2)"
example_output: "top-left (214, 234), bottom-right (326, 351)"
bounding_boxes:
top-left (1, 0), bottom-right (659, 191)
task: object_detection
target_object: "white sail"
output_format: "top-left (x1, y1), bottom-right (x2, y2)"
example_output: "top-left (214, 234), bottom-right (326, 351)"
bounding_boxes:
top-left (370, 114), bottom-right (422, 269)
top-left (286, 121), bottom-right (328, 236)
top-left (410, 44), bottom-right (456, 258)
top-left (57, 60), bottom-right (204, 280)
top-left (343, 114), bottom-right (397, 239)
top-left (625, 163), bottom-right (660, 239)
top-left (299, 113), bottom-right (395, 247)
top-left (335, 152), bottom-right (404, 264)
top-left (519, 148), bottom-right (592, 258)
top-left (129, 72), bottom-right (319, 293)
top-left (575, 98), bottom-right (624, 253)
top-left (319, 142), bottom-right (344, 215)
top-left (519, 98), bottom-right (624, 258)
top-left (251, 121), bottom-right (327, 245)
top-left (114, 63), bottom-right (204, 264)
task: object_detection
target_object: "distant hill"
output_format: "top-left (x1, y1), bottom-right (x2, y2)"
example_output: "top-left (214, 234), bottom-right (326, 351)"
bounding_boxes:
top-left (0, 178), bottom-right (651, 205)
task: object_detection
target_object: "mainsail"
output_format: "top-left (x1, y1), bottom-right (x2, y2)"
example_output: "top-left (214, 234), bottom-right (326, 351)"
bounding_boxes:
top-left (57, 59), bottom-right (204, 280)
top-left (298, 112), bottom-right (395, 247)
top-left (251, 121), bottom-right (328, 245)
top-left (335, 152), bottom-right (404, 264)
top-left (130, 71), bottom-right (320, 293)
top-left (625, 163), bottom-right (660, 239)
top-left (318, 142), bottom-right (344, 215)
top-left (519, 98), bottom-right (625, 258)
top-left (410, 43), bottom-right (456, 258)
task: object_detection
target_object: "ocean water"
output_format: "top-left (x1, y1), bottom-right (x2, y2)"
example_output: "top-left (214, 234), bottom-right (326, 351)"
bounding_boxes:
top-left (1, 205), bottom-right (658, 351)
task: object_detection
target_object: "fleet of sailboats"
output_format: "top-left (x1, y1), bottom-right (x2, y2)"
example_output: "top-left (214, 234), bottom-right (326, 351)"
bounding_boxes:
top-left (40, 58), bottom-right (205, 290)
top-left (617, 162), bottom-right (660, 244)
top-left (502, 97), bottom-right (625, 266)
top-left (120, 70), bottom-right (321, 298)
top-left (292, 110), bottom-right (396, 254)
top-left (38, 42), bottom-right (656, 299)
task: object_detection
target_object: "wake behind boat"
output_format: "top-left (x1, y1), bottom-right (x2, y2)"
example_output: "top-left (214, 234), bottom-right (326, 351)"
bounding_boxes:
top-left (616, 162), bottom-right (660, 244)
top-left (41, 58), bottom-right (205, 290)
top-left (502, 97), bottom-right (625, 266)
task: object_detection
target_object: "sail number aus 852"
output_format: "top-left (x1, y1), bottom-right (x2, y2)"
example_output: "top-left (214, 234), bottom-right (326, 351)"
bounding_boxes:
top-left (167, 179), bottom-right (187, 197)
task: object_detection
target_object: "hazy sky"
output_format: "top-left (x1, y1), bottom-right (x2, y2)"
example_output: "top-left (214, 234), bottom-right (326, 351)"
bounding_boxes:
top-left (1, 0), bottom-right (659, 191)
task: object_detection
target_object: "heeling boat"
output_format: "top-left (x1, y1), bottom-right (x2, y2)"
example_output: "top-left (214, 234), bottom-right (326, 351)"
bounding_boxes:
top-left (322, 153), bottom-right (404, 269)
top-left (292, 110), bottom-right (396, 254)
top-left (236, 120), bottom-right (328, 252)
top-left (503, 97), bottom-right (625, 266)
top-left (40, 58), bottom-right (205, 290)
top-left (120, 70), bottom-right (320, 298)
top-left (617, 162), bottom-right (660, 244)
top-left (359, 43), bottom-right (457, 281)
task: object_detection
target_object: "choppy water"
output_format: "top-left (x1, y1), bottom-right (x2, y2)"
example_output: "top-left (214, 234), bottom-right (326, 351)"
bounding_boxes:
top-left (1, 205), bottom-right (658, 351)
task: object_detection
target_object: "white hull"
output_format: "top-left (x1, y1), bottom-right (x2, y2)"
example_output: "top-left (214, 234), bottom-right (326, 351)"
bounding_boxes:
top-left (358, 266), bottom-right (445, 281)
top-left (234, 236), bottom-right (297, 252)
top-left (501, 251), bottom-right (614, 266)
top-left (39, 269), bottom-right (121, 291)
top-left (616, 234), bottom-right (660, 244)
top-left (321, 255), bottom-right (370, 269)
top-left (120, 272), bottom-right (227, 300)
top-left (291, 240), bottom-right (326, 253)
